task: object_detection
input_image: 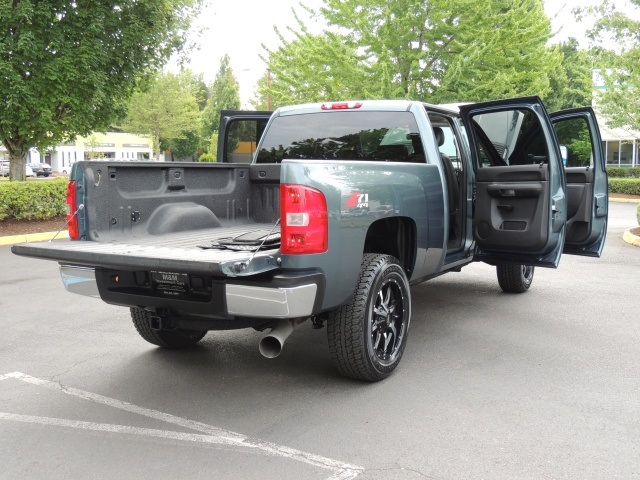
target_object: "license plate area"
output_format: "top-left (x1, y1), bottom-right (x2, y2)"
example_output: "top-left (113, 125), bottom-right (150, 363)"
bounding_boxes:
top-left (151, 271), bottom-right (190, 298)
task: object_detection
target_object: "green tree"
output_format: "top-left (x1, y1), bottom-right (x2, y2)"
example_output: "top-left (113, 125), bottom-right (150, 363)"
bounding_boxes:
top-left (0, 0), bottom-right (201, 181)
top-left (201, 55), bottom-right (240, 151)
top-left (544, 38), bottom-right (594, 112)
top-left (259, 21), bottom-right (369, 106)
top-left (124, 72), bottom-right (200, 159)
top-left (162, 69), bottom-right (207, 159)
top-left (262, 0), bottom-right (560, 105)
top-left (583, 0), bottom-right (640, 131)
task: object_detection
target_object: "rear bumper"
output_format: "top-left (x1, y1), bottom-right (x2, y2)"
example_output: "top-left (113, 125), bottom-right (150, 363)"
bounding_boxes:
top-left (59, 265), bottom-right (322, 319)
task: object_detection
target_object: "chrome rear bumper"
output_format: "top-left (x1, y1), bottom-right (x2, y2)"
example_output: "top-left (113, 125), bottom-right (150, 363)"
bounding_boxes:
top-left (59, 265), bottom-right (317, 318)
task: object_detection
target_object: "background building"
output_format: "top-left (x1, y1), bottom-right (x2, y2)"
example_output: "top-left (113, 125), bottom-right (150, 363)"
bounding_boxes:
top-left (0, 132), bottom-right (153, 173)
top-left (593, 70), bottom-right (640, 168)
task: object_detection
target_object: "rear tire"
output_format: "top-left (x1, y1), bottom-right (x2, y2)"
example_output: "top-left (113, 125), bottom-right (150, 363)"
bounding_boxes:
top-left (327, 254), bottom-right (411, 382)
top-left (130, 307), bottom-right (207, 348)
top-left (496, 264), bottom-right (534, 293)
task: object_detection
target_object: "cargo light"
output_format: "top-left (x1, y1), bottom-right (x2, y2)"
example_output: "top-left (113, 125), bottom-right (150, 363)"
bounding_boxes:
top-left (320, 102), bottom-right (363, 110)
top-left (66, 180), bottom-right (80, 240)
top-left (280, 184), bottom-right (328, 255)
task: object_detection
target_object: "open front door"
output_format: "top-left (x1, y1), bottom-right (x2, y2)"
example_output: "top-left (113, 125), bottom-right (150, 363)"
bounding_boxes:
top-left (550, 108), bottom-right (608, 257)
top-left (459, 97), bottom-right (567, 267)
top-left (218, 110), bottom-right (273, 163)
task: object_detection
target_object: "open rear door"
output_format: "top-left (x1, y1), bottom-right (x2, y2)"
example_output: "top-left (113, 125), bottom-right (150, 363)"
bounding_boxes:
top-left (459, 97), bottom-right (567, 267)
top-left (218, 110), bottom-right (273, 163)
top-left (550, 108), bottom-right (608, 257)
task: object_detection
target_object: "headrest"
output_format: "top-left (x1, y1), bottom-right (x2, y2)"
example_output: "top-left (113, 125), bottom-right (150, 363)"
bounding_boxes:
top-left (432, 127), bottom-right (445, 147)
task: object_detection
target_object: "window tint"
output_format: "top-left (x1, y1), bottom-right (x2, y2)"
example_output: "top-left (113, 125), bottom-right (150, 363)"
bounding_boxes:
top-left (256, 111), bottom-right (423, 163)
top-left (552, 117), bottom-right (594, 168)
top-left (470, 109), bottom-right (548, 167)
top-left (224, 119), bottom-right (268, 163)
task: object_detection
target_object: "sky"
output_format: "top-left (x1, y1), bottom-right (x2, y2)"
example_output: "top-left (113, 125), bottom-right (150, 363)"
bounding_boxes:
top-left (177, 0), bottom-right (632, 106)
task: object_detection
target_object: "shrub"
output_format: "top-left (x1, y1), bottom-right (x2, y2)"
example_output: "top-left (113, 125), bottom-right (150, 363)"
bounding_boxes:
top-left (608, 178), bottom-right (640, 196)
top-left (0, 179), bottom-right (67, 221)
top-left (607, 167), bottom-right (627, 178)
top-left (629, 167), bottom-right (640, 178)
top-left (198, 153), bottom-right (215, 163)
top-left (606, 167), bottom-right (640, 178)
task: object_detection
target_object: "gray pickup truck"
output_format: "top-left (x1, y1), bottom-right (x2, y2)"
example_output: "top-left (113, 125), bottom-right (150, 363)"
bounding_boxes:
top-left (12, 97), bottom-right (608, 381)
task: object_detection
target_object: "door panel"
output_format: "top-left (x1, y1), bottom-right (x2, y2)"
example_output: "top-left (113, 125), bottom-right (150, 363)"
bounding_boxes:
top-left (550, 108), bottom-right (607, 257)
top-left (459, 97), bottom-right (566, 267)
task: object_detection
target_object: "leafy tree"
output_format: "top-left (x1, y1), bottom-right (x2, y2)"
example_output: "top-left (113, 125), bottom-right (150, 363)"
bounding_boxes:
top-left (582, 0), bottom-right (640, 131)
top-left (161, 70), bottom-right (207, 159)
top-left (259, 22), bottom-right (369, 106)
top-left (433, 0), bottom-right (561, 103)
top-left (544, 38), bottom-right (594, 112)
top-left (164, 130), bottom-right (201, 160)
top-left (201, 55), bottom-right (240, 151)
top-left (124, 72), bottom-right (200, 158)
top-left (261, 0), bottom-right (560, 105)
top-left (0, 0), bottom-right (201, 181)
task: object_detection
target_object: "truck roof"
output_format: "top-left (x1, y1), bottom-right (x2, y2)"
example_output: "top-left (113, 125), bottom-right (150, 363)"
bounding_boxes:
top-left (276, 100), bottom-right (460, 116)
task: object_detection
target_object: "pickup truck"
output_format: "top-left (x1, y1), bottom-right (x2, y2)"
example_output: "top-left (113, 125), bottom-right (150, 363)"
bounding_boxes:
top-left (12, 97), bottom-right (608, 381)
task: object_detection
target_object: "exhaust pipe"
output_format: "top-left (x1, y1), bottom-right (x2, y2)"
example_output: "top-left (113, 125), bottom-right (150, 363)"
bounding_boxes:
top-left (259, 319), bottom-right (304, 358)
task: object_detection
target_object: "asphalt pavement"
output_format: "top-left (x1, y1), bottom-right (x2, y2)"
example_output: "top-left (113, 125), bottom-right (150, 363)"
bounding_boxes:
top-left (0, 202), bottom-right (639, 479)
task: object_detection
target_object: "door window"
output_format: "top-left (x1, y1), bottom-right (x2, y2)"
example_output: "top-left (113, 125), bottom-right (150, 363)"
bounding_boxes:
top-left (470, 109), bottom-right (548, 168)
top-left (225, 119), bottom-right (268, 163)
top-left (552, 117), bottom-right (594, 168)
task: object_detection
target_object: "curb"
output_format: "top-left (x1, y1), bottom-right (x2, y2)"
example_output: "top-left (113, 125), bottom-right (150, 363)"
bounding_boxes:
top-left (609, 196), bottom-right (640, 204)
top-left (0, 230), bottom-right (69, 247)
top-left (623, 228), bottom-right (640, 248)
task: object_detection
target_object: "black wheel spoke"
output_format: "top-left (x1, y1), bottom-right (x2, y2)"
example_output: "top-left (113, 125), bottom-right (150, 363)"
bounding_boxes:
top-left (327, 254), bottom-right (411, 382)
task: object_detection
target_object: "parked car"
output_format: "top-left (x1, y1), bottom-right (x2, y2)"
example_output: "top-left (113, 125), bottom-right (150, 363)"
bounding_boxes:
top-left (28, 162), bottom-right (52, 177)
top-left (0, 160), bottom-right (35, 177)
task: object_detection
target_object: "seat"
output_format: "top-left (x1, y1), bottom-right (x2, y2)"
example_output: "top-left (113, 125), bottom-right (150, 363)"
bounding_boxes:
top-left (372, 144), bottom-right (409, 161)
top-left (407, 133), bottom-right (425, 163)
top-left (432, 127), bottom-right (459, 231)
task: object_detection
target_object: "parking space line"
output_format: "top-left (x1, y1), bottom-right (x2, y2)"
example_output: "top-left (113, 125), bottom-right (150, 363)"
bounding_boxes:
top-left (1, 372), bottom-right (364, 480)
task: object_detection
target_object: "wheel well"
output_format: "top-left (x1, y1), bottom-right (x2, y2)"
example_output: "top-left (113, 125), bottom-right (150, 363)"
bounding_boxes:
top-left (363, 217), bottom-right (416, 275)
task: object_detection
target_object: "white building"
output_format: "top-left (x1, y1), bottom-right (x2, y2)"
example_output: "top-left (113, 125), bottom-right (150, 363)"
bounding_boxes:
top-left (0, 132), bottom-right (153, 173)
top-left (593, 70), bottom-right (640, 168)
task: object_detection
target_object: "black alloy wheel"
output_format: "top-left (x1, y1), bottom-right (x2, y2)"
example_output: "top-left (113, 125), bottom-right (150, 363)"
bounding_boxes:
top-left (327, 254), bottom-right (411, 381)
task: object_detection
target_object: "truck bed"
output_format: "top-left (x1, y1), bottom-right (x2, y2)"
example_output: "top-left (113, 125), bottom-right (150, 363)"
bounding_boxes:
top-left (12, 223), bottom-right (280, 276)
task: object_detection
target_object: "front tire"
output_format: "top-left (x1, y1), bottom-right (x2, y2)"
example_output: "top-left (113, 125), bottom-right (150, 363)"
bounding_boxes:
top-left (496, 264), bottom-right (534, 293)
top-left (327, 254), bottom-right (411, 382)
top-left (130, 307), bottom-right (207, 348)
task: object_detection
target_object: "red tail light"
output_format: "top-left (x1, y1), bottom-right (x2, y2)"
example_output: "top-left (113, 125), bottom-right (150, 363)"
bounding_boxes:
top-left (280, 184), bottom-right (328, 254)
top-left (66, 180), bottom-right (79, 240)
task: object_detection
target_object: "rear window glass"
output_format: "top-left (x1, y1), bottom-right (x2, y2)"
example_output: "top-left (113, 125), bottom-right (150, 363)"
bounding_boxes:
top-left (256, 111), bottom-right (423, 163)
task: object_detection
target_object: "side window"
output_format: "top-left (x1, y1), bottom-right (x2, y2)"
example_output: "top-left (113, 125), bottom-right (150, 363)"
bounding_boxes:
top-left (552, 117), bottom-right (594, 168)
top-left (224, 119), bottom-right (268, 163)
top-left (469, 109), bottom-right (548, 168)
top-left (428, 114), bottom-right (463, 172)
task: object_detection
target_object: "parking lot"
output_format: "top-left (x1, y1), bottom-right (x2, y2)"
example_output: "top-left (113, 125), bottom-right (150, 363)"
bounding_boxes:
top-left (1, 202), bottom-right (639, 479)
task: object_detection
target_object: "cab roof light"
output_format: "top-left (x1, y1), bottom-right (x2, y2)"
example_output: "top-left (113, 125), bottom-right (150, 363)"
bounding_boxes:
top-left (321, 102), bottom-right (363, 110)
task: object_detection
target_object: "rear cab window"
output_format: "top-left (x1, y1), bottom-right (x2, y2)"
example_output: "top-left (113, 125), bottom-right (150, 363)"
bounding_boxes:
top-left (256, 111), bottom-right (425, 163)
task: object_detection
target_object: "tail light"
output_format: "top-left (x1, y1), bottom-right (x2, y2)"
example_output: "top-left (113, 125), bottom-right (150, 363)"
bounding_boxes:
top-left (280, 184), bottom-right (328, 254)
top-left (66, 180), bottom-right (79, 240)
